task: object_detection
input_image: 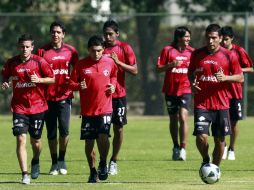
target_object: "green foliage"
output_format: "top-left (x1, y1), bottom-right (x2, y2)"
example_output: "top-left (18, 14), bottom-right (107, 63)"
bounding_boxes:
top-left (0, 115), bottom-right (254, 189)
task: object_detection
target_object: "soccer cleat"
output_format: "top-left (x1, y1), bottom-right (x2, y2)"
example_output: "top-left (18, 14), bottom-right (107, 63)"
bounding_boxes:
top-left (49, 164), bottom-right (59, 175)
top-left (108, 161), bottom-right (118, 175)
top-left (201, 156), bottom-right (211, 168)
top-left (178, 148), bottom-right (186, 161)
top-left (97, 161), bottom-right (108, 180)
top-left (87, 170), bottom-right (98, 183)
top-left (227, 150), bottom-right (236, 160)
top-left (58, 161), bottom-right (67, 175)
top-left (31, 163), bottom-right (40, 179)
top-left (222, 146), bottom-right (228, 160)
top-left (172, 147), bottom-right (180, 161)
top-left (21, 174), bottom-right (30, 185)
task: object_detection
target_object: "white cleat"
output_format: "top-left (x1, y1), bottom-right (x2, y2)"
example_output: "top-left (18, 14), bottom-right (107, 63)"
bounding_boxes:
top-left (21, 174), bottom-right (30, 185)
top-left (108, 161), bottom-right (118, 175)
top-left (227, 150), bottom-right (236, 160)
top-left (49, 164), bottom-right (59, 175)
top-left (58, 161), bottom-right (67, 175)
top-left (179, 148), bottom-right (186, 161)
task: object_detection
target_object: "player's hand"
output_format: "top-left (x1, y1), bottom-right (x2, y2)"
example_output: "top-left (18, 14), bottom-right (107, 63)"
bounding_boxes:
top-left (215, 70), bottom-right (226, 82)
top-left (111, 52), bottom-right (120, 65)
top-left (30, 72), bottom-right (41, 83)
top-left (106, 84), bottom-right (115, 95)
top-left (80, 79), bottom-right (87, 90)
top-left (192, 77), bottom-right (201, 94)
top-left (170, 59), bottom-right (183, 67)
top-left (1, 82), bottom-right (10, 90)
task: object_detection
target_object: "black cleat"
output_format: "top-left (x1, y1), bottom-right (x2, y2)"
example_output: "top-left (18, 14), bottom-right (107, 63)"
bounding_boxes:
top-left (87, 170), bottom-right (98, 183)
top-left (98, 161), bottom-right (108, 181)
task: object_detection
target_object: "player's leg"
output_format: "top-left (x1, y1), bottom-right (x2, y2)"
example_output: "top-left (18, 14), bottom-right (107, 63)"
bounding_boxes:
top-left (109, 98), bottom-right (127, 175)
top-left (29, 112), bottom-right (45, 179)
top-left (57, 99), bottom-right (71, 174)
top-left (165, 95), bottom-right (180, 160)
top-left (12, 113), bottom-right (30, 184)
top-left (97, 114), bottom-right (111, 180)
top-left (212, 137), bottom-right (225, 166)
top-left (45, 101), bottom-right (58, 175)
top-left (81, 116), bottom-right (98, 183)
top-left (178, 94), bottom-right (191, 160)
top-left (228, 99), bottom-right (242, 160)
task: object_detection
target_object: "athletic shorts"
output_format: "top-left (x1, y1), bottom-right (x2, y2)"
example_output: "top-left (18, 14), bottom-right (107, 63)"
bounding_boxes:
top-left (45, 99), bottom-right (72, 140)
top-left (12, 112), bottom-right (45, 139)
top-left (193, 108), bottom-right (231, 137)
top-left (112, 97), bottom-right (127, 127)
top-left (229, 98), bottom-right (243, 121)
top-left (80, 113), bottom-right (112, 140)
top-left (165, 94), bottom-right (192, 115)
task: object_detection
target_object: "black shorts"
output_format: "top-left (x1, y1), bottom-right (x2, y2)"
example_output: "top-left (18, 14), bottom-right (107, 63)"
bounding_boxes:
top-left (165, 94), bottom-right (192, 115)
top-left (80, 113), bottom-right (112, 140)
top-left (12, 112), bottom-right (45, 139)
top-left (229, 98), bottom-right (243, 122)
top-left (45, 99), bottom-right (72, 140)
top-left (193, 109), bottom-right (231, 137)
top-left (112, 97), bottom-right (127, 126)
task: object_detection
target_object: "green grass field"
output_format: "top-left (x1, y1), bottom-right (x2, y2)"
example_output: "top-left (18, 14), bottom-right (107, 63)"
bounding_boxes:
top-left (0, 115), bottom-right (253, 190)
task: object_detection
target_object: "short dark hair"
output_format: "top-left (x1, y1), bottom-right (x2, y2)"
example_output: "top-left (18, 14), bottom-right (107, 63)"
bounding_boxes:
top-left (87, 35), bottom-right (104, 49)
top-left (18, 33), bottom-right (34, 44)
top-left (172, 26), bottom-right (191, 45)
top-left (221, 26), bottom-right (234, 38)
top-left (50, 20), bottom-right (66, 33)
top-left (206, 24), bottom-right (221, 36)
top-left (103, 20), bottom-right (119, 33)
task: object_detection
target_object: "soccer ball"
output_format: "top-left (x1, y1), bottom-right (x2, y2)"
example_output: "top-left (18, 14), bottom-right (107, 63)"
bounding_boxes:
top-left (199, 163), bottom-right (221, 184)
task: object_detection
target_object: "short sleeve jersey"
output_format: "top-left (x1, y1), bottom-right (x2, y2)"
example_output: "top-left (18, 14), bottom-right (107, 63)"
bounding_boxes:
top-left (38, 43), bottom-right (79, 101)
top-left (157, 45), bottom-right (194, 96)
top-left (2, 54), bottom-right (54, 114)
top-left (228, 44), bottom-right (253, 99)
top-left (103, 40), bottom-right (136, 98)
top-left (69, 56), bottom-right (117, 116)
top-left (188, 46), bottom-right (242, 110)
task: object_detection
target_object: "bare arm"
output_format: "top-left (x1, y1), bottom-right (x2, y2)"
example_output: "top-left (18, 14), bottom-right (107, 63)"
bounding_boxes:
top-left (30, 72), bottom-right (55, 84)
top-left (156, 60), bottom-right (182, 73)
top-left (215, 70), bottom-right (244, 83)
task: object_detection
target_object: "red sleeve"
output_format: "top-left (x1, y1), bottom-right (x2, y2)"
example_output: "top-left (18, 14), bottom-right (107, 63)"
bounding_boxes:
top-left (157, 46), bottom-right (169, 67)
top-left (69, 63), bottom-right (81, 91)
top-left (110, 62), bottom-right (118, 87)
top-left (123, 44), bottom-right (136, 66)
top-left (229, 51), bottom-right (242, 75)
top-left (40, 58), bottom-right (54, 78)
top-left (237, 47), bottom-right (253, 68)
top-left (188, 50), bottom-right (196, 73)
top-left (70, 48), bottom-right (79, 66)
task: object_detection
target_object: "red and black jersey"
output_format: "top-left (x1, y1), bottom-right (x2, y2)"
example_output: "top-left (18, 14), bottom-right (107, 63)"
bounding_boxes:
top-left (2, 54), bottom-right (54, 114)
top-left (38, 43), bottom-right (79, 101)
top-left (69, 56), bottom-right (117, 116)
top-left (103, 40), bottom-right (136, 98)
top-left (189, 46), bottom-right (242, 110)
top-left (157, 45), bottom-right (194, 96)
top-left (228, 44), bottom-right (253, 99)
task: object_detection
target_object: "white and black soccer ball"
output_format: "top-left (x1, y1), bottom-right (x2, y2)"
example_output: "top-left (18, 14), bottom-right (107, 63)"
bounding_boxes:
top-left (199, 163), bottom-right (221, 184)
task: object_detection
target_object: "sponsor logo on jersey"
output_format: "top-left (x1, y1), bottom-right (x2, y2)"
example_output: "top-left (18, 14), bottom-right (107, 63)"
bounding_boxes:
top-left (53, 69), bottom-right (68, 75)
top-left (199, 75), bottom-right (218, 82)
top-left (15, 82), bottom-right (36, 88)
top-left (204, 60), bottom-right (218, 65)
top-left (52, 56), bottom-right (66, 60)
top-left (171, 68), bottom-right (188, 73)
top-left (176, 56), bottom-right (188, 61)
top-left (17, 68), bottom-right (31, 73)
top-left (103, 69), bottom-right (110, 76)
top-left (84, 69), bottom-right (92, 74)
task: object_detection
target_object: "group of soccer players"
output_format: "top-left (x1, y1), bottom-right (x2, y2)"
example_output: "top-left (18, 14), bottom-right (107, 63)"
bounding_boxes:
top-left (1, 20), bottom-right (137, 184)
top-left (1, 20), bottom-right (253, 185)
top-left (157, 24), bottom-right (252, 171)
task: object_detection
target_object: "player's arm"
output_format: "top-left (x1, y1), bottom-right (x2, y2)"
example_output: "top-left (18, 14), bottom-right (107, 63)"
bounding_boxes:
top-left (30, 72), bottom-right (55, 84)
top-left (156, 59), bottom-right (182, 72)
top-left (1, 62), bottom-right (11, 90)
top-left (111, 51), bottom-right (138, 75)
top-left (242, 67), bottom-right (253, 73)
top-left (188, 52), bottom-right (201, 93)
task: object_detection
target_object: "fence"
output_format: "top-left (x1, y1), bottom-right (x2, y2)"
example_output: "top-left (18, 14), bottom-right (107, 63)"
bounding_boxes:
top-left (0, 12), bottom-right (254, 115)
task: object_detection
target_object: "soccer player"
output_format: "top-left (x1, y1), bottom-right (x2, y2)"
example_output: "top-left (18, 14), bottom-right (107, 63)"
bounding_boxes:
top-left (156, 26), bottom-right (194, 161)
top-left (69, 35), bottom-right (117, 183)
top-left (1, 34), bottom-right (55, 184)
top-left (188, 24), bottom-right (243, 167)
top-left (102, 20), bottom-right (138, 175)
top-left (37, 20), bottom-right (79, 175)
top-left (220, 26), bottom-right (253, 160)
